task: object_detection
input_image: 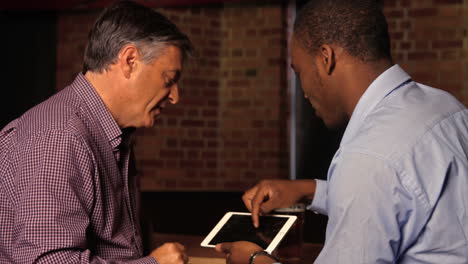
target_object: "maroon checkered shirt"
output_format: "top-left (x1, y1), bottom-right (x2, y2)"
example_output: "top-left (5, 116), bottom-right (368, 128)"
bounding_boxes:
top-left (0, 74), bottom-right (158, 264)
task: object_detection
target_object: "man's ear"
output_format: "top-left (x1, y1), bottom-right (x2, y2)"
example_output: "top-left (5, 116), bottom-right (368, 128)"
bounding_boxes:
top-left (319, 44), bottom-right (335, 75)
top-left (118, 45), bottom-right (139, 79)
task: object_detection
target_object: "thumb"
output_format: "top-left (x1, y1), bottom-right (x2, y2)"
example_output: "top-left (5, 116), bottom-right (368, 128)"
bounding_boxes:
top-left (215, 243), bottom-right (232, 254)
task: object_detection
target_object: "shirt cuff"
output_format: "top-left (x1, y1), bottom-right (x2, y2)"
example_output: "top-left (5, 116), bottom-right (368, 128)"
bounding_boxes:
top-left (306, 179), bottom-right (328, 215)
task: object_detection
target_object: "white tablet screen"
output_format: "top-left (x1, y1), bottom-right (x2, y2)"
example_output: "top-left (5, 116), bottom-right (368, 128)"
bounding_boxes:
top-left (201, 212), bottom-right (296, 253)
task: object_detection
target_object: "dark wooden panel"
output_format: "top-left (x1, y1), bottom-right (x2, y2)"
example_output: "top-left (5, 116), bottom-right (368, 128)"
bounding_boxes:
top-left (0, 11), bottom-right (56, 128)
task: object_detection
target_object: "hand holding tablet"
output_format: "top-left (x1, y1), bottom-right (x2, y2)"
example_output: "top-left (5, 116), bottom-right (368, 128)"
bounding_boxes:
top-left (201, 212), bottom-right (297, 253)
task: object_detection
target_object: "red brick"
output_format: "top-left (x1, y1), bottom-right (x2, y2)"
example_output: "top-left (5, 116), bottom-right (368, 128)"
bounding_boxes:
top-left (209, 39), bottom-right (221, 47)
top-left (139, 160), bottom-right (164, 167)
top-left (167, 118), bottom-right (178, 126)
top-left (207, 100), bottom-right (219, 107)
top-left (204, 171), bottom-right (218, 178)
top-left (224, 140), bottom-right (249, 148)
top-left (206, 161), bottom-right (218, 168)
top-left (434, 0), bottom-right (462, 4)
top-left (207, 80), bottom-right (219, 87)
top-left (180, 160), bottom-right (204, 169)
top-left (203, 48), bottom-right (219, 57)
top-left (399, 20), bottom-right (411, 30)
top-left (383, 0), bottom-right (397, 8)
top-left (259, 151), bottom-right (280, 158)
top-left (184, 78), bottom-right (207, 86)
top-left (187, 109), bottom-right (199, 117)
top-left (441, 50), bottom-right (459, 60)
top-left (400, 41), bottom-right (412, 49)
top-left (408, 52), bottom-right (437, 60)
top-left (202, 151), bottom-right (218, 159)
top-left (207, 141), bottom-right (218, 148)
top-left (244, 171), bottom-right (257, 178)
top-left (245, 49), bottom-right (257, 57)
top-left (227, 100), bottom-right (251, 108)
top-left (408, 8), bottom-right (438, 17)
top-left (207, 121), bottom-right (218, 128)
top-left (202, 130), bottom-right (217, 138)
top-left (160, 150), bottom-right (184, 158)
top-left (414, 41), bottom-right (430, 49)
top-left (180, 120), bottom-right (204, 127)
top-left (203, 8), bottom-right (221, 17)
top-left (223, 181), bottom-right (250, 191)
top-left (252, 120), bottom-right (264, 128)
top-left (178, 180), bottom-right (203, 188)
top-left (245, 29), bottom-right (256, 37)
top-left (384, 9), bottom-right (404, 18)
top-left (205, 60), bottom-right (219, 68)
top-left (181, 98), bottom-right (206, 106)
top-left (432, 40), bottom-right (463, 49)
top-left (166, 139), bottom-right (178, 147)
top-left (227, 80), bottom-right (249, 87)
top-left (400, 0), bottom-right (411, 7)
top-left (165, 160), bottom-right (178, 168)
top-left (391, 32), bottom-right (404, 40)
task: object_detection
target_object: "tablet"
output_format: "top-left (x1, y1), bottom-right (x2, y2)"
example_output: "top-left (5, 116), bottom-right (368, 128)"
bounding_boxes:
top-left (200, 212), bottom-right (297, 253)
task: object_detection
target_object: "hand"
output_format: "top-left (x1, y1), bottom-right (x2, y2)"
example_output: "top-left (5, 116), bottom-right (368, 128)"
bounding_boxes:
top-left (215, 241), bottom-right (264, 264)
top-left (242, 179), bottom-right (316, 228)
top-left (149, 242), bottom-right (188, 264)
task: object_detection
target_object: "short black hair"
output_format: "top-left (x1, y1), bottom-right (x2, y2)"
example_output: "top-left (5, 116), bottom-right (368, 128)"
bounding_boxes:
top-left (294, 0), bottom-right (391, 62)
top-left (83, 0), bottom-right (193, 73)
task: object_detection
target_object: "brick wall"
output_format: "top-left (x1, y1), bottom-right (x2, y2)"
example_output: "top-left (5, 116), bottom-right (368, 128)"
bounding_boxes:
top-left (137, 2), bottom-right (291, 191)
top-left (56, 0), bottom-right (468, 192)
top-left (384, 0), bottom-right (468, 105)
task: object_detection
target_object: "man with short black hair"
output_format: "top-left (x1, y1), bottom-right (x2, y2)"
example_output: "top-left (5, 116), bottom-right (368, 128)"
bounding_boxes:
top-left (216, 0), bottom-right (468, 263)
top-left (0, 1), bottom-right (193, 263)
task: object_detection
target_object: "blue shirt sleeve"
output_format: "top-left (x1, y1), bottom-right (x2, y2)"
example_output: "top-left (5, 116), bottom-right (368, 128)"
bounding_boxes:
top-left (307, 179), bottom-right (328, 215)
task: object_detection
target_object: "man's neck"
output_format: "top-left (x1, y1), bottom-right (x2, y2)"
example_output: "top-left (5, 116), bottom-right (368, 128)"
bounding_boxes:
top-left (84, 70), bottom-right (125, 128)
top-left (341, 59), bottom-right (394, 116)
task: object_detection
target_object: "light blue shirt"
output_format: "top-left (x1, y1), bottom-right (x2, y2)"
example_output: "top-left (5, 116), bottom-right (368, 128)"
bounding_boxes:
top-left (309, 65), bottom-right (468, 263)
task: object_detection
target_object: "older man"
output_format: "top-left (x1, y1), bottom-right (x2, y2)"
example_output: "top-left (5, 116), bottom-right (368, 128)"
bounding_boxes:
top-left (216, 0), bottom-right (468, 263)
top-left (0, 1), bottom-right (193, 263)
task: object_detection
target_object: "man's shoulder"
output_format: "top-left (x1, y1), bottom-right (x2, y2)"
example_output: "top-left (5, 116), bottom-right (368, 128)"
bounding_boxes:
top-left (348, 82), bottom-right (466, 161)
top-left (5, 86), bottom-right (95, 145)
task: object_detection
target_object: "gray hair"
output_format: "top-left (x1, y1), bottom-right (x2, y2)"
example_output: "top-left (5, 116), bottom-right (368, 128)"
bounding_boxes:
top-left (83, 1), bottom-right (193, 73)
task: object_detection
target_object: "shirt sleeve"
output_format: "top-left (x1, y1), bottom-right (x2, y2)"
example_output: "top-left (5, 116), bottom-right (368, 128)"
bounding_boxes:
top-left (314, 152), bottom-right (424, 264)
top-left (12, 129), bottom-right (157, 264)
top-left (306, 179), bottom-right (328, 215)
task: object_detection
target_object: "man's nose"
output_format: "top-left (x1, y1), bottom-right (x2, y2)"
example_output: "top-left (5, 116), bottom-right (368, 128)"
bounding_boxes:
top-left (169, 84), bottom-right (179, 104)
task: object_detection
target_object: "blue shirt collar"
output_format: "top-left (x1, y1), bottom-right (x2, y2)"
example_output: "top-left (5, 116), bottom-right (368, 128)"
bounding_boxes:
top-left (340, 64), bottom-right (412, 146)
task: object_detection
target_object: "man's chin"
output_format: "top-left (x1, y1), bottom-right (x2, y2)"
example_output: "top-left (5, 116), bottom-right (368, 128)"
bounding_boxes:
top-left (147, 115), bottom-right (162, 127)
top-left (323, 118), bottom-right (348, 132)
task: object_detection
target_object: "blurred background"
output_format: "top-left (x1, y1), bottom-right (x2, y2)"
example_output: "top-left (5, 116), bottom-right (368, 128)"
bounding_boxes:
top-left (1, 0), bottom-right (467, 250)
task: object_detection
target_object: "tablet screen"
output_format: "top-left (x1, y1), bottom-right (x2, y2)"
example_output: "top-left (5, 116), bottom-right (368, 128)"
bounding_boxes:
top-left (209, 214), bottom-right (287, 248)
top-left (201, 212), bottom-right (297, 253)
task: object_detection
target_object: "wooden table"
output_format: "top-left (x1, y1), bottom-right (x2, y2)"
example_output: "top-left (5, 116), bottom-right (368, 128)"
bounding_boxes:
top-left (153, 233), bottom-right (323, 264)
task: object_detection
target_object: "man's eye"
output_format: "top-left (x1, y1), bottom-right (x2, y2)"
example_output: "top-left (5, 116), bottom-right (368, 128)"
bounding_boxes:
top-left (165, 79), bottom-right (175, 87)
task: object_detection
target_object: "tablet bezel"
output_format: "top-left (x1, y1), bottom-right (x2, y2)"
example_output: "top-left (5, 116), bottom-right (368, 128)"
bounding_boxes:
top-left (200, 211), bottom-right (297, 253)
